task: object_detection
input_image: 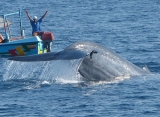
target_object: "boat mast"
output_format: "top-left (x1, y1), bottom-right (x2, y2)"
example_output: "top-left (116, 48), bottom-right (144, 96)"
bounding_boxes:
top-left (19, 9), bottom-right (23, 37)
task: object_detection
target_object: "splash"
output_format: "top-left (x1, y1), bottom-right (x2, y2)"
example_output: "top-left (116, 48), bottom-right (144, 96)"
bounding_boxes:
top-left (2, 58), bottom-right (133, 86)
top-left (2, 59), bottom-right (82, 84)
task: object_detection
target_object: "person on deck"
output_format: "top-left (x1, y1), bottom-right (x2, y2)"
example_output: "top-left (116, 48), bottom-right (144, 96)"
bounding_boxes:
top-left (0, 34), bottom-right (4, 43)
top-left (0, 34), bottom-right (9, 43)
top-left (25, 10), bottom-right (48, 36)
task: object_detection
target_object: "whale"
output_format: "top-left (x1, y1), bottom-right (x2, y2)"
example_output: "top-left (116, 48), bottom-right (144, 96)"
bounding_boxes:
top-left (8, 41), bottom-right (151, 82)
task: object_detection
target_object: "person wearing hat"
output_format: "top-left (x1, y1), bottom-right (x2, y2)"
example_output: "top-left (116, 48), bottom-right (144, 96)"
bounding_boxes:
top-left (25, 10), bottom-right (48, 36)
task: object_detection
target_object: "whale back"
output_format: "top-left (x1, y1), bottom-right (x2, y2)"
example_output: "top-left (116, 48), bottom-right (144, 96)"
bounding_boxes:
top-left (67, 42), bottom-right (150, 81)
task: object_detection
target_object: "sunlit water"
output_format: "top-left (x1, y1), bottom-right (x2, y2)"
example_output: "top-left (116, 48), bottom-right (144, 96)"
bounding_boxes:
top-left (0, 0), bottom-right (160, 117)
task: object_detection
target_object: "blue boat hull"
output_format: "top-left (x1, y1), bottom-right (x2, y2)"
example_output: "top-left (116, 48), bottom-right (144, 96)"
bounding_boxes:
top-left (0, 36), bottom-right (45, 57)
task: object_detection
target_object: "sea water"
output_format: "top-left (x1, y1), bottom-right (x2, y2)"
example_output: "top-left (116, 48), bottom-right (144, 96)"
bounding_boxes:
top-left (0, 0), bottom-right (160, 116)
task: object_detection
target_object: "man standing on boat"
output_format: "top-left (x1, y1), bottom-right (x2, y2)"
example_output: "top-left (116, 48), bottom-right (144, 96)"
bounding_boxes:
top-left (25, 10), bottom-right (48, 36)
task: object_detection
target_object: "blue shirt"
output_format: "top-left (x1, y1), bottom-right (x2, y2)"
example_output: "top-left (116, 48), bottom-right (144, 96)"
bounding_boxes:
top-left (30, 18), bottom-right (42, 34)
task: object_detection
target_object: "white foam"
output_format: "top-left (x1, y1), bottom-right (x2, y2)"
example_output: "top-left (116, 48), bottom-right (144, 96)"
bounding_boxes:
top-left (2, 59), bottom-right (83, 84)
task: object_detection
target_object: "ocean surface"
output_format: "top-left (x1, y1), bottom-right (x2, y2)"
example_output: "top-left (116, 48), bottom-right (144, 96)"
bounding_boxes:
top-left (0, 0), bottom-right (160, 117)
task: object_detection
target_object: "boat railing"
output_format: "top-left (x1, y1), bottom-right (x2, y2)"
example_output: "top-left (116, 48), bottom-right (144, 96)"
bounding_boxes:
top-left (2, 9), bottom-right (24, 41)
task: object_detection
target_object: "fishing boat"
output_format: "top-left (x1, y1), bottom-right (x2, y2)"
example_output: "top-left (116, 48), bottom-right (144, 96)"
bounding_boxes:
top-left (0, 9), bottom-right (54, 57)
